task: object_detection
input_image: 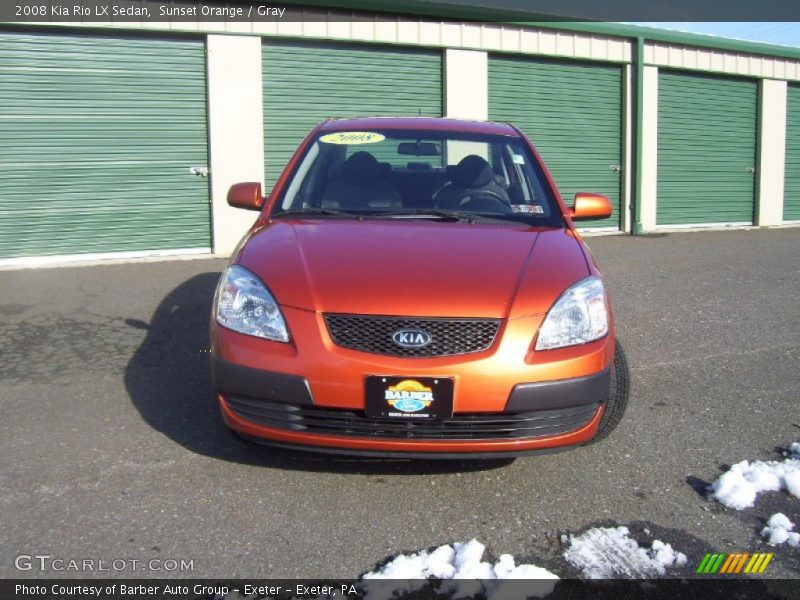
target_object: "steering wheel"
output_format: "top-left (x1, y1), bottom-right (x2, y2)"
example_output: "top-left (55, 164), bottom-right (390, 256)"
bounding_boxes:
top-left (452, 187), bottom-right (513, 212)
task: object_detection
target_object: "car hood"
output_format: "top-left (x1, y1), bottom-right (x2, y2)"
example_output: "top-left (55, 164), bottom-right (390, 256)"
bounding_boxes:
top-left (236, 219), bottom-right (590, 318)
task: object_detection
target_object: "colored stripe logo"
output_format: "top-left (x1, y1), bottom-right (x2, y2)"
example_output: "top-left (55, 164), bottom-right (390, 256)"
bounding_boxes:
top-left (696, 552), bottom-right (773, 574)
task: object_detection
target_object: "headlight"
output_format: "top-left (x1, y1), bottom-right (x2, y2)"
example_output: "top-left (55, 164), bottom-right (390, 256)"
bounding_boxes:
top-left (215, 265), bottom-right (289, 342)
top-left (535, 276), bottom-right (608, 350)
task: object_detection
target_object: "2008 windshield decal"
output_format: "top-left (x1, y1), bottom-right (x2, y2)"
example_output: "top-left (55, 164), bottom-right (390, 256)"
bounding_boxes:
top-left (320, 132), bottom-right (386, 145)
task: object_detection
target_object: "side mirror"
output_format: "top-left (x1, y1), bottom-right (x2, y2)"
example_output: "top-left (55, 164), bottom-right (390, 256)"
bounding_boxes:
top-left (227, 182), bottom-right (264, 211)
top-left (570, 192), bottom-right (612, 221)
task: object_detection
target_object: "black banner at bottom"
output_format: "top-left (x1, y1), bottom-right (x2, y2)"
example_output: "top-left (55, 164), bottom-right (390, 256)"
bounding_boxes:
top-left (3, 579), bottom-right (800, 600)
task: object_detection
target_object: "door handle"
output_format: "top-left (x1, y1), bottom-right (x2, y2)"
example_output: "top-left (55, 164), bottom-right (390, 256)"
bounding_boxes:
top-left (190, 166), bottom-right (210, 177)
top-left (745, 166), bottom-right (756, 175)
top-left (610, 164), bottom-right (622, 173)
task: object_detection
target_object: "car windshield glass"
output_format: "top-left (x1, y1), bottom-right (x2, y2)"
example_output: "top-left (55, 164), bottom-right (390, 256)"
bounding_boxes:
top-left (272, 128), bottom-right (563, 227)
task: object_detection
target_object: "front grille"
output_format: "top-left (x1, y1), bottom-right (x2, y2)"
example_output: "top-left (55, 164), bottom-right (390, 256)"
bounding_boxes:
top-left (324, 314), bottom-right (500, 357)
top-left (225, 395), bottom-right (599, 440)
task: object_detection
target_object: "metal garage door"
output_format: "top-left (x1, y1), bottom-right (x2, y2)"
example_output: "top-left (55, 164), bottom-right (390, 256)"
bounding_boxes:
top-left (785, 85), bottom-right (800, 222)
top-left (0, 31), bottom-right (210, 261)
top-left (263, 40), bottom-right (442, 187)
top-left (657, 72), bottom-right (757, 226)
top-left (489, 56), bottom-right (623, 229)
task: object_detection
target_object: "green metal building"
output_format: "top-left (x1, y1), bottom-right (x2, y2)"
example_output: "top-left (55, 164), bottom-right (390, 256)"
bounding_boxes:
top-left (0, 11), bottom-right (798, 266)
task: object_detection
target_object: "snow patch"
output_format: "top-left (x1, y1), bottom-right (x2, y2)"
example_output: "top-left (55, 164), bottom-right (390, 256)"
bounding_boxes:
top-left (563, 526), bottom-right (687, 579)
top-left (361, 539), bottom-right (558, 598)
top-left (708, 443), bottom-right (800, 510)
top-left (761, 513), bottom-right (800, 548)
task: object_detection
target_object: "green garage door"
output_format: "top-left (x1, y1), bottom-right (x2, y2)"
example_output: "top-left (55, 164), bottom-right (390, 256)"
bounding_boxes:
top-left (489, 56), bottom-right (623, 229)
top-left (785, 85), bottom-right (800, 221)
top-left (0, 31), bottom-right (210, 260)
top-left (263, 41), bottom-right (442, 187)
top-left (657, 72), bottom-right (757, 226)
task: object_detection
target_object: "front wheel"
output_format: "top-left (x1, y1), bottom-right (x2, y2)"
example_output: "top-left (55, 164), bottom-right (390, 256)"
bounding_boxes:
top-left (584, 340), bottom-right (630, 445)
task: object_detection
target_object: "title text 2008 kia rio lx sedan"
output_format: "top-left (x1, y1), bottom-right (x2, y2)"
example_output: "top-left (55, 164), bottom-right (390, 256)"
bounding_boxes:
top-left (210, 117), bottom-right (629, 458)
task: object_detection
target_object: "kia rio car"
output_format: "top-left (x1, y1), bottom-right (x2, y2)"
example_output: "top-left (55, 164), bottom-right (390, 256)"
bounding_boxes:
top-left (211, 117), bottom-right (629, 458)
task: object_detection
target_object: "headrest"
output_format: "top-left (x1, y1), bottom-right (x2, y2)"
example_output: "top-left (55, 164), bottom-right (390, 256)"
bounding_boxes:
top-left (446, 155), bottom-right (493, 188)
top-left (340, 151), bottom-right (388, 184)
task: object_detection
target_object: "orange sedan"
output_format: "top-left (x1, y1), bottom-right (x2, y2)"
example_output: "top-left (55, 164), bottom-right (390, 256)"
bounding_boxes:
top-left (211, 117), bottom-right (629, 457)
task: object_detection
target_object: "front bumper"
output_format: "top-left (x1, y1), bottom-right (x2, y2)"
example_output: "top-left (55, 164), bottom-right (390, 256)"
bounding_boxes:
top-left (220, 395), bottom-right (604, 458)
top-left (212, 350), bottom-right (611, 457)
top-left (211, 305), bottom-right (614, 456)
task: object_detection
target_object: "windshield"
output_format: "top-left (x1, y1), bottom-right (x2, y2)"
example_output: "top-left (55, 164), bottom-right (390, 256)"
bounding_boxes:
top-left (272, 129), bottom-right (563, 227)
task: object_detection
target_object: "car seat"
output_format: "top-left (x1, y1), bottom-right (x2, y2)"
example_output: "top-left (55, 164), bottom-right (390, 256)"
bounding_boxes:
top-left (321, 151), bottom-right (402, 210)
top-left (434, 155), bottom-right (511, 211)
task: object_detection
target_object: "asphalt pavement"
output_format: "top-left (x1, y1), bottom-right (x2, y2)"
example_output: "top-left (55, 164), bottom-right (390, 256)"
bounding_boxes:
top-left (1, 228), bottom-right (798, 579)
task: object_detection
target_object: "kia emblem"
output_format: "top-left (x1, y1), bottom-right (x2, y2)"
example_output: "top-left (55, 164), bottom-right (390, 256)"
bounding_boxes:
top-left (392, 329), bottom-right (432, 349)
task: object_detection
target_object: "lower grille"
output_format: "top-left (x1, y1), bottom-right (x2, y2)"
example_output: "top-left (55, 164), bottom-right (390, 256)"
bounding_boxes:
top-left (324, 314), bottom-right (500, 357)
top-left (225, 395), bottom-right (599, 440)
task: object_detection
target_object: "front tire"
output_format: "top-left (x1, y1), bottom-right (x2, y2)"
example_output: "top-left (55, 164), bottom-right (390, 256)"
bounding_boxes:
top-left (585, 340), bottom-right (630, 444)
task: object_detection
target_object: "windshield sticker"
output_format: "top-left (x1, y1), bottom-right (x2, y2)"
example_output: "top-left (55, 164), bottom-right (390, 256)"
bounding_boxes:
top-left (320, 132), bottom-right (386, 145)
top-left (512, 154), bottom-right (525, 165)
top-left (511, 204), bottom-right (544, 214)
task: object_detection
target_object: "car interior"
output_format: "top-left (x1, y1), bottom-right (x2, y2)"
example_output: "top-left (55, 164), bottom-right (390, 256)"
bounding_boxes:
top-left (282, 135), bottom-right (555, 219)
top-left (320, 151), bottom-right (520, 214)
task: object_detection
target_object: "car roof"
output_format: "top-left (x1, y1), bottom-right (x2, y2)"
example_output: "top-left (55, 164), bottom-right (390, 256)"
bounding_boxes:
top-left (317, 116), bottom-right (519, 137)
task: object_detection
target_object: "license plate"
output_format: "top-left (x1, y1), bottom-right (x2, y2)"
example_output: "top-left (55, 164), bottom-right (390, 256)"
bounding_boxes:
top-left (365, 376), bottom-right (454, 420)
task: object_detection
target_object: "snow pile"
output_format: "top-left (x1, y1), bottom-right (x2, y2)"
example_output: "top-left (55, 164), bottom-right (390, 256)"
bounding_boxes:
top-left (708, 443), bottom-right (800, 509)
top-left (563, 526), bottom-right (687, 579)
top-left (361, 539), bottom-right (558, 599)
top-left (363, 539), bottom-right (558, 580)
top-left (761, 513), bottom-right (800, 548)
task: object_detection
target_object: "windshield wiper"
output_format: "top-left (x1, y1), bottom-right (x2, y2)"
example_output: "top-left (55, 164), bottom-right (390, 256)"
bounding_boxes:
top-left (271, 208), bottom-right (361, 219)
top-left (376, 209), bottom-right (520, 223)
top-left (273, 208), bottom-right (512, 224)
top-left (373, 209), bottom-right (479, 222)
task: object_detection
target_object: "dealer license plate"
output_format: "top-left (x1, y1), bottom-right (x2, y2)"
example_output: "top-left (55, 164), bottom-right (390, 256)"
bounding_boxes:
top-left (365, 376), bottom-right (454, 420)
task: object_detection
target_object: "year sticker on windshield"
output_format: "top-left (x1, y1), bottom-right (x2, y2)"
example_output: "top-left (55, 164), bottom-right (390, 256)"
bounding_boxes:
top-left (319, 132), bottom-right (386, 145)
